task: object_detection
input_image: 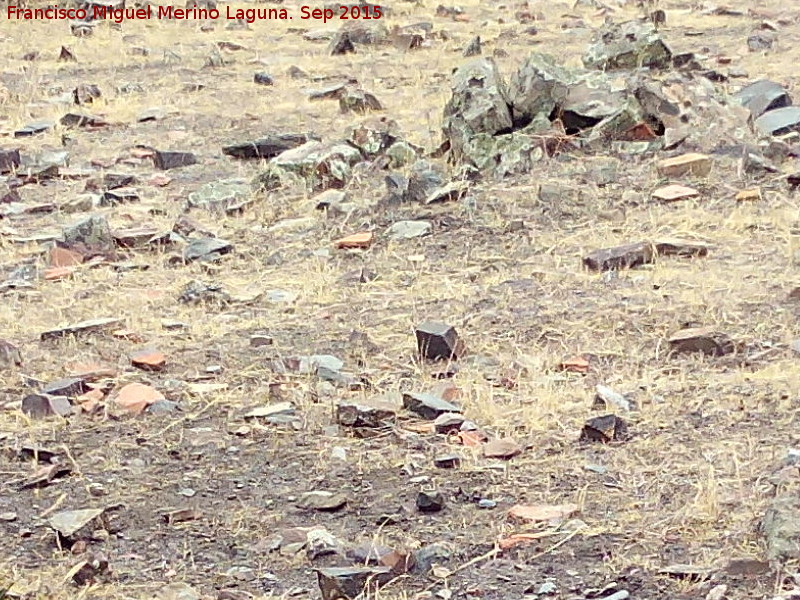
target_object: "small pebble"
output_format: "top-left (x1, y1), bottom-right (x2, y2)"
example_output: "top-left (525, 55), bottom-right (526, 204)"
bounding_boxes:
top-left (478, 499), bottom-right (497, 509)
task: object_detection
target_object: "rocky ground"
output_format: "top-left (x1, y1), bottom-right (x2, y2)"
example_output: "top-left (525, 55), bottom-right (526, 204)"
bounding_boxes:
top-left (2, 0), bottom-right (800, 599)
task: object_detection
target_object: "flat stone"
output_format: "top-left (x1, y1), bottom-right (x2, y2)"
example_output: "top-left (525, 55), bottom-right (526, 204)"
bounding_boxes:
top-left (402, 391), bottom-right (461, 420)
top-left (668, 327), bottom-right (734, 356)
top-left (63, 215), bottom-right (114, 250)
top-left (100, 187), bottom-right (139, 206)
top-left (656, 153), bottom-right (712, 177)
top-left (183, 237), bottom-right (234, 262)
top-left (48, 508), bottom-right (105, 538)
top-left (653, 239), bottom-right (711, 257)
top-left (339, 88), bottom-right (383, 113)
top-left (583, 242), bottom-right (654, 272)
top-left (316, 567), bottom-right (393, 600)
top-left (14, 120), bottom-right (54, 138)
top-left (153, 150), bottom-right (197, 170)
top-left (652, 184), bottom-right (699, 201)
top-left (21, 394), bottom-right (72, 418)
top-left (254, 72), bottom-right (274, 86)
top-left (222, 134), bottom-right (310, 160)
top-left (416, 490), bottom-right (445, 512)
top-left (733, 80), bottom-right (791, 119)
top-left (754, 107), bottom-right (800, 137)
top-left (41, 377), bottom-right (88, 397)
top-left (41, 317), bottom-right (123, 340)
top-left (60, 112), bottom-right (107, 128)
top-left (580, 414), bottom-right (628, 442)
top-left (187, 179), bottom-right (251, 213)
top-left (424, 180), bottom-right (470, 204)
top-left (483, 438), bottom-right (522, 459)
top-left (416, 321), bottom-right (464, 360)
top-left (433, 412), bottom-right (466, 433)
top-left (336, 401), bottom-right (397, 428)
top-left (433, 454), bottom-right (462, 468)
top-left (386, 220), bottom-right (432, 240)
top-left (297, 491), bottom-right (347, 512)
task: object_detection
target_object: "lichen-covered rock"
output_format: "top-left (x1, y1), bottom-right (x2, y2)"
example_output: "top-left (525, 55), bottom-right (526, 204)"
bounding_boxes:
top-left (251, 163), bottom-right (297, 192)
top-left (559, 73), bottom-right (629, 132)
top-left (507, 52), bottom-right (575, 126)
top-left (442, 57), bottom-right (513, 164)
top-left (385, 141), bottom-right (419, 167)
top-left (348, 118), bottom-right (398, 158)
top-left (271, 141), bottom-right (363, 191)
top-left (583, 21), bottom-right (672, 71)
top-left (339, 88), bottom-right (383, 114)
top-left (463, 132), bottom-right (544, 178)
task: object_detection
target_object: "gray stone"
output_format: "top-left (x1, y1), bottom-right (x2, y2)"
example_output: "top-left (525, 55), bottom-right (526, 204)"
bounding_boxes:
top-left (0, 148), bottom-right (21, 173)
top-left (762, 496), bottom-right (800, 562)
top-left (339, 88), bottom-right (383, 113)
top-left (583, 242), bottom-right (654, 272)
top-left (297, 491), bottom-right (347, 511)
top-left (183, 237), bottom-right (234, 262)
top-left (337, 401), bottom-right (397, 428)
top-left (463, 35), bottom-right (481, 57)
top-left (63, 215), bottom-right (114, 250)
top-left (733, 80), bottom-right (791, 119)
top-left (386, 220), bottom-right (432, 240)
top-left (187, 180), bottom-right (251, 213)
top-left (442, 57), bottom-right (513, 164)
top-left (178, 280), bottom-right (231, 305)
top-left (754, 107), bottom-right (800, 137)
top-left (416, 490), bottom-right (445, 512)
top-left (271, 141), bottom-right (362, 191)
top-left (507, 52), bottom-right (575, 126)
top-left (223, 133), bottom-right (310, 160)
top-left (583, 21), bottom-right (672, 71)
top-left (407, 160), bottom-right (445, 202)
top-left (385, 140), bottom-right (419, 167)
top-left (416, 321), bottom-right (464, 360)
top-left (462, 131), bottom-right (544, 177)
top-left (348, 118), bottom-right (397, 157)
top-left (668, 327), bottom-right (734, 357)
top-left (153, 150), bottom-right (197, 170)
top-left (580, 414), bottom-right (628, 442)
top-left (316, 567), bottom-right (393, 600)
top-left (14, 120), bottom-right (54, 138)
top-left (48, 508), bottom-right (105, 538)
top-left (402, 392), bottom-right (461, 420)
top-left (40, 317), bottom-right (122, 340)
top-left (21, 394), bottom-right (72, 419)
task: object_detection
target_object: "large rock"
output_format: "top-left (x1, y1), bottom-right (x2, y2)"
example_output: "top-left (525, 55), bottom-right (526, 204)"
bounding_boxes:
top-left (442, 58), bottom-right (513, 164)
top-left (507, 52), bottom-right (575, 127)
top-left (63, 215), bottom-right (114, 251)
top-left (271, 141), bottom-right (363, 191)
top-left (762, 496), bottom-right (800, 562)
top-left (583, 21), bottom-right (672, 71)
top-left (462, 132), bottom-right (543, 178)
top-left (733, 80), bottom-right (791, 120)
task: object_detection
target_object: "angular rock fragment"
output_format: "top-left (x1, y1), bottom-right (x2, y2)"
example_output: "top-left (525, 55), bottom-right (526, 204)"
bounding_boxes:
top-left (653, 239), bottom-right (711, 257)
top-left (583, 242), bottom-right (654, 272)
top-left (187, 180), bottom-right (251, 213)
top-left (297, 491), bottom-right (347, 512)
top-left (60, 112), bottom-right (107, 128)
top-left (386, 220), bottom-right (432, 240)
top-left (42, 377), bottom-right (88, 397)
top-left (337, 401), bottom-right (397, 428)
top-left (483, 438), bottom-right (522, 459)
top-left (433, 412), bottom-right (466, 433)
top-left (63, 215), bottom-right (114, 251)
top-left (178, 280), bottom-right (231, 305)
top-left (14, 120), bottom-right (54, 138)
top-left (317, 567), bottom-right (393, 600)
top-left (402, 392), bottom-right (460, 420)
top-left (434, 454), bottom-right (462, 468)
top-left (463, 35), bottom-right (481, 57)
top-left (222, 134), bottom-right (310, 160)
top-left (183, 237), bottom-right (234, 262)
top-left (416, 321), bottom-right (464, 360)
top-left (339, 88), bottom-right (383, 113)
top-left (424, 180), bottom-right (470, 204)
top-left (41, 317), bottom-right (122, 340)
top-left (761, 496), bottom-right (800, 562)
top-left (754, 107), bottom-right (800, 137)
top-left (114, 382), bottom-right (164, 415)
top-left (442, 58), bottom-right (513, 164)
top-left (100, 187), bottom-right (139, 206)
top-left (652, 184), bottom-right (699, 202)
top-left (271, 140), bottom-right (362, 191)
top-left (0, 339), bottom-right (22, 369)
top-left (348, 117), bottom-right (397, 157)
top-left (580, 414), bottom-right (628, 443)
top-left (656, 153), bottom-right (712, 177)
top-left (21, 394), bottom-right (72, 419)
top-left (48, 508), bottom-right (105, 539)
top-left (130, 349), bottom-right (166, 371)
top-left (668, 327), bottom-right (734, 357)
top-left (583, 21), bottom-right (672, 71)
top-left (0, 148), bottom-right (21, 173)
top-left (594, 384), bottom-right (632, 412)
top-left (329, 29), bottom-right (356, 55)
top-left (733, 80), bottom-right (791, 119)
top-left (417, 490), bottom-right (445, 512)
top-left (335, 232), bottom-right (373, 249)
top-left (153, 150), bottom-right (197, 170)
top-left (254, 72), bottom-right (274, 86)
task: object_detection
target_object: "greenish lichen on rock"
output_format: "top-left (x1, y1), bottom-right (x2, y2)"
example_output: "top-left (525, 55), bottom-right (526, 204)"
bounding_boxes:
top-left (582, 21), bottom-right (672, 71)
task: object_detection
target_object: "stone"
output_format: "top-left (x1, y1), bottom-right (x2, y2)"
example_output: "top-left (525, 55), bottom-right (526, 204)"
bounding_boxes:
top-left (653, 239), bottom-right (711, 258)
top-left (463, 35), bottom-right (481, 57)
top-left (60, 46), bottom-right (76, 61)
top-left (583, 20), bottom-right (672, 71)
top-left (754, 107), bottom-right (800, 137)
top-left (14, 120), bottom-right (54, 138)
top-left (271, 141), bottom-right (362, 191)
top-left (222, 134), bottom-right (310, 160)
top-left (131, 349), bottom-right (166, 371)
top-left (583, 242), bottom-right (654, 272)
top-left (42, 377), bottom-right (88, 397)
top-left (113, 227), bottom-right (162, 248)
top-left (762, 496), bottom-right (800, 561)
top-left (254, 72), bottom-right (273, 86)
top-left (339, 88), bottom-right (383, 113)
top-left (187, 180), bottom-right (251, 213)
top-left (153, 150), bottom-right (197, 170)
top-left (348, 117), bottom-right (397, 157)
top-left (424, 180), bottom-right (470, 204)
top-left (0, 340), bottom-right (22, 368)
top-left (656, 153), bottom-right (712, 177)
top-left (336, 401), bottom-right (397, 428)
top-left (594, 384), bottom-right (632, 412)
top-left (433, 454), bottom-right (462, 468)
top-left (316, 567), bottom-right (393, 600)
top-left (483, 438), bottom-right (522, 459)
top-left (115, 382), bottom-right (164, 415)
top-left (442, 57), bottom-right (513, 164)
top-left (668, 327), bottom-right (735, 357)
top-left (48, 508), bottom-right (105, 538)
top-left (60, 112), bottom-right (107, 128)
top-left (63, 215), bottom-right (114, 250)
top-left (413, 544), bottom-right (453, 575)
top-left (0, 148), bottom-right (21, 173)
top-left (386, 141), bottom-right (419, 167)
top-left (416, 321), bottom-right (464, 360)
top-left (297, 491), bottom-right (348, 512)
top-left (461, 131), bottom-right (544, 177)
top-left (580, 414), bottom-right (628, 442)
top-left (402, 392), bottom-right (461, 420)
top-left (733, 80), bottom-right (791, 119)
top-left (178, 281), bottom-right (231, 305)
top-left (433, 412), bottom-right (466, 433)
top-left (250, 334), bottom-right (273, 347)
top-left (507, 53), bottom-right (576, 127)
top-left (386, 220), bottom-right (432, 240)
top-left (329, 29), bottom-right (356, 54)
top-left (652, 184), bottom-right (700, 202)
top-left (41, 317), bottom-right (122, 340)
top-left (335, 232), bottom-right (373, 249)
top-left (183, 237), bottom-right (234, 262)
top-left (417, 490), bottom-right (445, 512)
top-left (100, 187), bottom-right (139, 206)
top-left (407, 160), bottom-right (445, 202)
top-left (21, 394), bottom-right (72, 418)
top-left (747, 33), bottom-right (775, 52)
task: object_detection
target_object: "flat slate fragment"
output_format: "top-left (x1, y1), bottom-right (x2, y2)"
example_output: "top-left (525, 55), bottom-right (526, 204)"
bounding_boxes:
top-left (733, 79), bottom-right (791, 119)
top-left (754, 107), bottom-right (800, 137)
top-left (317, 567), bottom-right (393, 600)
top-left (222, 134), bottom-right (310, 159)
top-left (41, 317), bottom-right (123, 340)
top-left (583, 242), bottom-right (654, 272)
top-left (668, 326), bottom-right (734, 356)
top-left (402, 391), bottom-right (461, 419)
top-left (153, 150), bottom-right (197, 170)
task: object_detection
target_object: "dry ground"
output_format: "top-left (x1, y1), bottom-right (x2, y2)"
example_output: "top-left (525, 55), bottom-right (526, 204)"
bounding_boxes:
top-left (1, 0), bottom-right (800, 598)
